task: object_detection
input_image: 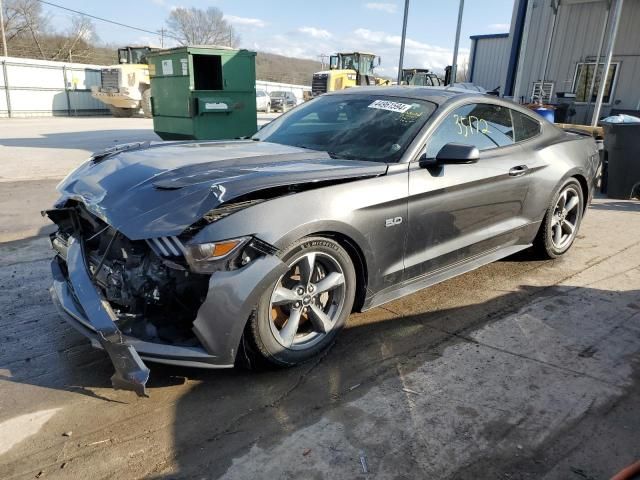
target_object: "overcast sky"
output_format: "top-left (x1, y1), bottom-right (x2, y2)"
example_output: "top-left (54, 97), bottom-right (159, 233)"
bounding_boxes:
top-left (44, 0), bottom-right (515, 76)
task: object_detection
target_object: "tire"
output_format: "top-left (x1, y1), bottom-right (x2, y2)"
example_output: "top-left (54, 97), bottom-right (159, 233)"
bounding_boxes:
top-left (108, 106), bottom-right (136, 118)
top-left (141, 88), bottom-right (152, 118)
top-left (534, 178), bottom-right (584, 259)
top-left (244, 236), bottom-right (356, 367)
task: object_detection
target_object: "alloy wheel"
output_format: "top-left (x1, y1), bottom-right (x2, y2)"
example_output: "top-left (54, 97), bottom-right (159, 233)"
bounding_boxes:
top-left (269, 251), bottom-right (346, 350)
top-left (550, 186), bottom-right (580, 250)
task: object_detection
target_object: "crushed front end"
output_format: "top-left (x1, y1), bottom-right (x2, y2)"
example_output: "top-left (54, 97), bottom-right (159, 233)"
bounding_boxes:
top-left (46, 201), bottom-right (287, 396)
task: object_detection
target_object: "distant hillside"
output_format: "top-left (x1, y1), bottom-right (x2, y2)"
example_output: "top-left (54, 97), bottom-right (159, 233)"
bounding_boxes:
top-left (256, 52), bottom-right (321, 87)
top-left (4, 39), bottom-right (320, 86)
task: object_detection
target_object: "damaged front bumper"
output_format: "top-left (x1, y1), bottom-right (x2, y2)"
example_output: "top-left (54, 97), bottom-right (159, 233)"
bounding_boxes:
top-left (50, 235), bottom-right (287, 396)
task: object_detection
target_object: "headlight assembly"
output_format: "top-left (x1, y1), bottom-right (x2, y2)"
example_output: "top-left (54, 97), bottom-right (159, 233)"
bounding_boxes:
top-left (184, 237), bottom-right (250, 273)
top-left (184, 236), bottom-right (278, 274)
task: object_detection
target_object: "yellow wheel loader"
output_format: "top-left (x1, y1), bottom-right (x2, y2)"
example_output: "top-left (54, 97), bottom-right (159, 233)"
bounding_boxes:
top-left (311, 52), bottom-right (390, 96)
top-left (401, 68), bottom-right (444, 86)
top-left (91, 46), bottom-right (158, 118)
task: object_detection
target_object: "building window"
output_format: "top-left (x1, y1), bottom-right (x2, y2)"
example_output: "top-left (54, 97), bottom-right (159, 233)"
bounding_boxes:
top-left (573, 62), bottom-right (619, 103)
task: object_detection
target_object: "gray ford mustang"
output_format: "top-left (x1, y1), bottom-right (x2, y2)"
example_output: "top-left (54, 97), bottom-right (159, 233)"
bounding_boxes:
top-left (46, 87), bottom-right (599, 395)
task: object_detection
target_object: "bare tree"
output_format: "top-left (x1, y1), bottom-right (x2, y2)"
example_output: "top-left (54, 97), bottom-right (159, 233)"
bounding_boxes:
top-left (1, 0), bottom-right (105, 64)
top-left (2, 0), bottom-right (49, 57)
top-left (456, 58), bottom-right (469, 82)
top-left (51, 15), bottom-right (97, 61)
top-left (2, 0), bottom-right (46, 41)
top-left (166, 7), bottom-right (239, 47)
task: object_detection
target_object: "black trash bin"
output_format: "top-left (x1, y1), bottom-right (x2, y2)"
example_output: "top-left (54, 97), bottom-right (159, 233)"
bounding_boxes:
top-left (602, 122), bottom-right (640, 199)
top-left (555, 92), bottom-right (576, 123)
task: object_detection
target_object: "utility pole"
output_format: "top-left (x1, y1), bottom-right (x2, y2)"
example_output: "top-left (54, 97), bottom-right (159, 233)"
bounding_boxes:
top-left (160, 28), bottom-right (164, 48)
top-left (0, 0), bottom-right (8, 57)
top-left (397, 0), bottom-right (410, 84)
top-left (583, 3), bottom-right (610, 123)
top-left (538, 0), bottom-right (559, 104)
top-left (450, 0), bottom-right (465, 85)
top-left (592, 0), bottom-right (624, 126)
top-left (318, 54), bottom-right (329, 70)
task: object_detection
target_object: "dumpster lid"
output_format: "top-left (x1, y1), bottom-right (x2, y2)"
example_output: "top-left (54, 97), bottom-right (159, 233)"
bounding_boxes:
top-left (147, 45), bottom-right (256, 57)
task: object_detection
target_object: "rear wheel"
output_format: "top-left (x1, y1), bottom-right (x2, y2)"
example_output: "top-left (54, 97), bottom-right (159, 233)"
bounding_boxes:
top-left (245, 237), bottom-right (356, 367)
top-left (108, 106), bottom-right (136, 118)
top-left (534, 178), bottom-right (584, 258)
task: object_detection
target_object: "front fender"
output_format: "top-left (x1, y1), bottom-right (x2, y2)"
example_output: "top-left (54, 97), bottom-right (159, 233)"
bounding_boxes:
top-left (192, 255), bottom-right (288, 365)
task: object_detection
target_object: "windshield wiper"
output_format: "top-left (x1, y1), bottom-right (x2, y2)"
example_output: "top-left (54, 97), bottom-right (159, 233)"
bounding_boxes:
top-left (328, 151), bottom-right (357, 160)
top-left (295, 144), bottom-right (321, 151)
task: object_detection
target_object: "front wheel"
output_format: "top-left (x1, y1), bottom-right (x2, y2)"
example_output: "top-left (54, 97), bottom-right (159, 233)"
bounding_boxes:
top-left (244, 237), bottom-right (356, 367)
top-left (534, 178), bottom-right (584, 258)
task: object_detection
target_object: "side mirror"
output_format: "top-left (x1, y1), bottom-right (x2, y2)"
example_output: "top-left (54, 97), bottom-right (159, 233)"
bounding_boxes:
top-left (434, 142), bottom-right (479, 164)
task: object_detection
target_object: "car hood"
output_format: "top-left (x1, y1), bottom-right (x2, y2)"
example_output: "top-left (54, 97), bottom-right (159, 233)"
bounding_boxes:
top-left (57, 140), bottom-right (387, 240)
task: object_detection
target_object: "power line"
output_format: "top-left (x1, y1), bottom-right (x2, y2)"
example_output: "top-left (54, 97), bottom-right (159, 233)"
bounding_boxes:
top-left (35, 0), bottom-right (178, 42)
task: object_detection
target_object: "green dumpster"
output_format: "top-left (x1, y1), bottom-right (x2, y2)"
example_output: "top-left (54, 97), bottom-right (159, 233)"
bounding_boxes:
top-left (147, 46), bottom-right (257, 140)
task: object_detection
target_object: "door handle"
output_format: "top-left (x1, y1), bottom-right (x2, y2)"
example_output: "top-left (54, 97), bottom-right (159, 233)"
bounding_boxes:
top-left (509, 165), bottom-right (529, 177)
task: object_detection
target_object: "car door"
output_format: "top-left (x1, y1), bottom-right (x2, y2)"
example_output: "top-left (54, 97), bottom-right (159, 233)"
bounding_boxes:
top-left (404, 101), bottom-right (534, 280)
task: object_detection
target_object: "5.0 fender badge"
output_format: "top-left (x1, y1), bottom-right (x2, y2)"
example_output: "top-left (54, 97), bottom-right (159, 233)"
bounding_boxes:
top-left (385, 217), bottom-right (403, 227)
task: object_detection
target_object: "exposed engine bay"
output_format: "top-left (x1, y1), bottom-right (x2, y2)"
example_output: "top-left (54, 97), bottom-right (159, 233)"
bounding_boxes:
top-left (48, 202), bottom-right (210, 346)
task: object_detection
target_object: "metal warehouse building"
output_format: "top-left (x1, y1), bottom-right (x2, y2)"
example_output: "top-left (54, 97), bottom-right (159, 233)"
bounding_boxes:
top-left (468, 0), bottom-right (640, 124)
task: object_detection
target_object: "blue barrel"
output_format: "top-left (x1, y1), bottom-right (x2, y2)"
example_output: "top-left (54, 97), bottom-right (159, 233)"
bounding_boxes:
top-left (533, 107), bottom-right (555, 123)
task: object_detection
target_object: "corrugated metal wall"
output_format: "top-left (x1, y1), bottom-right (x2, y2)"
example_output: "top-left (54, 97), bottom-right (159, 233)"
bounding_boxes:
top-left (469, 35), bottom-right (511, 91)
top-left (0, 56), bottom-right (108, 117)
top-left (512, 0), bottom-right (640, 118)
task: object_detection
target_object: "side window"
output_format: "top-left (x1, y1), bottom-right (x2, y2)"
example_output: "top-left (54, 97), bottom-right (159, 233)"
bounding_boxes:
top-left (425, 103), bottom-right (514, 158)
top-left (511, 109), bottom-right (541, 142)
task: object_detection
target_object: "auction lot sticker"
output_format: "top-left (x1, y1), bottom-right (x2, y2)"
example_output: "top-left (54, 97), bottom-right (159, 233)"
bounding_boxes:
top-left (368, 100), bottom-right (412, 113)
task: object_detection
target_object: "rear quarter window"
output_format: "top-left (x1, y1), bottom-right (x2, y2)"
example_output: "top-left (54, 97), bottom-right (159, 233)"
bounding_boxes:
top-left (511, 110), bottom-right (541, 143)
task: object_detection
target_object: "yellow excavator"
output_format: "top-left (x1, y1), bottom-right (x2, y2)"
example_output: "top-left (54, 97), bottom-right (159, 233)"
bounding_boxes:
top-left (311, 52), bottom-right (390, 95)
top-left (91, 46), bottom-right (158, 118)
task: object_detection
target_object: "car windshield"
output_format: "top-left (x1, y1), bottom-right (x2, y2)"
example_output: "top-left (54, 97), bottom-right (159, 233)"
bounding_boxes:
top-left (270, 91), bottom-right (286, 98)
top-left (253, 94), bottom-right (437, 163)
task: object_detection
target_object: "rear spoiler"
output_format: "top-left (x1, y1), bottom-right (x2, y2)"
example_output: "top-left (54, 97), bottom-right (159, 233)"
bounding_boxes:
top-left (556, 123), bottom-right (604, 139)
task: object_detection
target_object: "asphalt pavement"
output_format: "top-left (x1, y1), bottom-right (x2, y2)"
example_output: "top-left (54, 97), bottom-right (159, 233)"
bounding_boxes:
top-left (0, 115), bottom-right (278, 242)
top-left (0, 116), bottom-right (639, 479)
